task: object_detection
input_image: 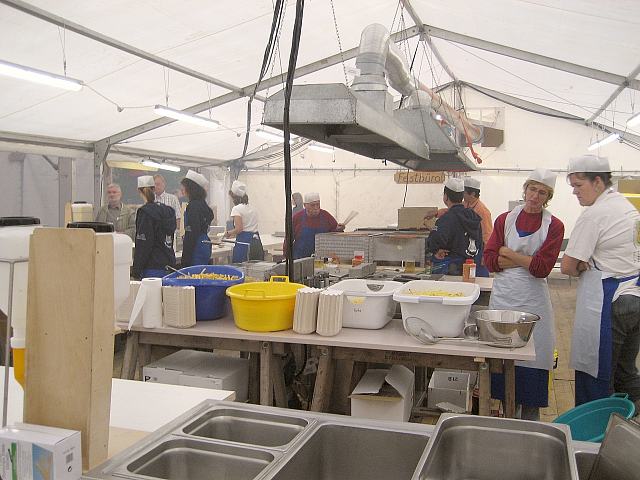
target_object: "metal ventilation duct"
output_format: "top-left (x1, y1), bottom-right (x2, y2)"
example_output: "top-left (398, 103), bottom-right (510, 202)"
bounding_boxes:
top-left (262, 24), bottom-right (479, 172)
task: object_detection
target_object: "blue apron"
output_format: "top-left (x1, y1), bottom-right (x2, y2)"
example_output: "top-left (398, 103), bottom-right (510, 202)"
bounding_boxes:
top-left (191, 233), bottom-right (212, 266)
top-left (293, 212), bottom-right (328, 260)
top-left (232, 231), bottom-right (263, 263)
top-left (142, 269), bottom-right (167, 279)
top-left (571, 266), bottom-right (640, 405)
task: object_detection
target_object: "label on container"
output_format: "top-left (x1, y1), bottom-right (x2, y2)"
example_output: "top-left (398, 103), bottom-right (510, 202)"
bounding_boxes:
top-left (347, 296), bottom-right (365, 305)
top-left (470, 267), bottom-right (476, 278)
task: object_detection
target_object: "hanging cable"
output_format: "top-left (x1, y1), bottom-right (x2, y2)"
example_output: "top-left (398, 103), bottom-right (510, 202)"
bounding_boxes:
top-left (283, 0), bottom-right (305, 279)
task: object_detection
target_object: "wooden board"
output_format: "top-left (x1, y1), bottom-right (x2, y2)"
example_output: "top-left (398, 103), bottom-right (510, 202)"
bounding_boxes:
top-left (24, 228), bottom-right (115, 471)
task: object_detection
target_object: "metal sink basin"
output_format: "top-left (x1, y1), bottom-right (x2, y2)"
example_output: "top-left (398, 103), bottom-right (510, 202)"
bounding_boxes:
top-left (125, 438), bottom-right (274, 480)
top-left (182, 408), bottom-right (308, 448)
top-left (414, 414), bottom-right (578, 480)
top-left (265, 423), bottom-right (429, 480)
top-left (575, 451), bottom-right (597, 479)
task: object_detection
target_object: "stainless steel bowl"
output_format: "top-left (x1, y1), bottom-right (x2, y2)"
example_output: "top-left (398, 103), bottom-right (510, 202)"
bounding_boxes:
top-left (470, 310), bottom-right (538, 347)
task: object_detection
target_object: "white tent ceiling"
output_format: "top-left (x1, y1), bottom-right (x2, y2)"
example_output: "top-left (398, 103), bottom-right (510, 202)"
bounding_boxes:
top-left (0, 0), bottom-right (639, 164)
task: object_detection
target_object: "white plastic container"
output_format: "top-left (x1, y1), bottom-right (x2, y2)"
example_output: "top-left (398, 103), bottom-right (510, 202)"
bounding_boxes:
top-left (71, 202), bottom-right (94, 222)
top-left (393, 280), bottom-right (480, 337)
top-left (328, 279), bottom-right (402, 329)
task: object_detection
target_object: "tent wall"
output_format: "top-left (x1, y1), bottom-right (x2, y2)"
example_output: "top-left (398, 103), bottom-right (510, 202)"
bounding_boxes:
top-left (238, 88), bottom-right (640, 237)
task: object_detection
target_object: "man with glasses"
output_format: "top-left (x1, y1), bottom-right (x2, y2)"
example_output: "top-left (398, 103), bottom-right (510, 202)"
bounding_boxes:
top-left (290, 192), bottom-right (344, 259)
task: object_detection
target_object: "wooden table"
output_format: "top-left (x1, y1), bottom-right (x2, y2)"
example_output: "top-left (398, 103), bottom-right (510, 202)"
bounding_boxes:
top-left (120, 313), bottom-right (534, 418)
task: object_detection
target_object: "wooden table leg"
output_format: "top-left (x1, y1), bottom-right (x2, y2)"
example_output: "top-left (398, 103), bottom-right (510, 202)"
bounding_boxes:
top-left (121, 331), bottom-right (139, 380)
top-left (260, 342), bottom-right (273, 406)
top-left (311, 346), bottom-right (335, 412)
top-left (330, 359), bottom-right (355, 415)
top-left (137, 343), bottom-right (152, 381)
top-left (248, 352), bottom-right (260, 404)
top-left (272, 354), bottom-right (288, 408)
top-left (478, 361), bottom-right (491, 416)
top-left (504, 359), bottom-right (516, 418)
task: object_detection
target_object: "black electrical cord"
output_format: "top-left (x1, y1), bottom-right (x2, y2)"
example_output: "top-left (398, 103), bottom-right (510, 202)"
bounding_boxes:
top-left (283, 0), bottom-right (305, 280)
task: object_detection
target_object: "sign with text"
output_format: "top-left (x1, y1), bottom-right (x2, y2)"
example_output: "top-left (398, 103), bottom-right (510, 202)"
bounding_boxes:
top-left (393, 171), bottom-right (445, 184)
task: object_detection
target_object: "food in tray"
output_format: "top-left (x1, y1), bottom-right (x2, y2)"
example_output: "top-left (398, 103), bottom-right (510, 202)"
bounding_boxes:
top-left (177, 273), bottom-right (240, 280)
top-left (405, 289), bottom-right (464, 297)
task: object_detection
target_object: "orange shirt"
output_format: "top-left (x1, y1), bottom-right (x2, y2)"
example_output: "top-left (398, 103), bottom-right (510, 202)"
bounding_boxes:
top-left (465, 198), bottom-right (493, 244)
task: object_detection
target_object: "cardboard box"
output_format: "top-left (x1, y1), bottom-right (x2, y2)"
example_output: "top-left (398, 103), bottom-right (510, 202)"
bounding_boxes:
top-left (143, 350), bottom-right (249, 402)
top-left (618, 179), bottom-right (640, 194)
top-left (427, 370), bottom-right (472, 412)
top-left (398, 207), bottom-right (438, 230)
top-left (435, 367), bottom-right (478, 387)
top-left (350, 365), bottom-right (414, 422)
top-left (0, 423), bottom-right (81, 480)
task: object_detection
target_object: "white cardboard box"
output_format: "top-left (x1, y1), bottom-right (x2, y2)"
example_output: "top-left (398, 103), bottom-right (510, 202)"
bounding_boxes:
top-left (143, 350), bottom-right (249, 402)
top-left (350, 365), bottom-right (414, 422)
top-left (0, 423), bottom-right (81, 480)
top-left (427, 370), bottom-right (472, 412)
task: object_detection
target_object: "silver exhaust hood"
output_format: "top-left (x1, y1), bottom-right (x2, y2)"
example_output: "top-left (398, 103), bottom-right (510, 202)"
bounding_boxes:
top-left (263, 83), bottom-right (477, 171)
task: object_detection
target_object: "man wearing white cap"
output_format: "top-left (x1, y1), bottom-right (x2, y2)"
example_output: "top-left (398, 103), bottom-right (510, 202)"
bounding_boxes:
top-left (463, 178), bottom-right (493, 245)
top-left (132, 175), bottom-right (177, 279)
top-left (180, 170), bottom-right (214, 266)
top-left (225, 180), bottom-right (264, 263)
top-left (561, 155), bottom-right (640, 406)
top-left (290, 192), bottom-right (344, 259)
top-left (484, 168), bottom-right (564, 420)
top-left (426, 177), bottom-right (483, 275)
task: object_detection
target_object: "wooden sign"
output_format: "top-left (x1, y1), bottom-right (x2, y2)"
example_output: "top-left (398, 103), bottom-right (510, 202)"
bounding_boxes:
top-left (394, 171), bottom-right (445, 184)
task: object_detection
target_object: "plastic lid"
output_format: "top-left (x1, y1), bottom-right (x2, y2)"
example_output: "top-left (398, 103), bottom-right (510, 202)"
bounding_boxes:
top-left (67, 221), bottom-right (114, 233)
top-left (465, 259), bottom-right (475, 264)
top-left (72, 201), bottom-right (88, 204)
top-left (0, 216), bottom-right (41, 226)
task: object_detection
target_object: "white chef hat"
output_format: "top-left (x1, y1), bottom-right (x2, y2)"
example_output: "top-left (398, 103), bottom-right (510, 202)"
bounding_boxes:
top-left (185, 169), bottom-right (209, 188)
top-left (527, 168), bottom-right (557, 190)
top-left (304, 192), bottom-right (320, 203)
top-left (567, 155), bottom-right (611, 174)
top-left (137, 175), bottom-right (154, 188)
top-left (464, 177), bottom-right (481, 190)
top-left (444, 177), bottom-right (465, 193)
top-left (231, 180), bottom-right (246, 196)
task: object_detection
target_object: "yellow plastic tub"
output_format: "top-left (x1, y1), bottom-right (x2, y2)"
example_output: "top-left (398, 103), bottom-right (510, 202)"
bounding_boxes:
top-left (226, 276), bottom-right (305, 332)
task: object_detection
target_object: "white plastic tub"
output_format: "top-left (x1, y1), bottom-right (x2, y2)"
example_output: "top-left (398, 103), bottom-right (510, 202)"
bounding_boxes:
top-left (327, 279), bottom-right (402, 329)
top-left (393, 280), bottom-right (480, 337)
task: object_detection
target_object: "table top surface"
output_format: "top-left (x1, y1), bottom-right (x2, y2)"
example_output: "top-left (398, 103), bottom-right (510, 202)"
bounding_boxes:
top-left (0, 367), bottom-right (235, 432)
top-left (123, 312), bottom-right (535, 361)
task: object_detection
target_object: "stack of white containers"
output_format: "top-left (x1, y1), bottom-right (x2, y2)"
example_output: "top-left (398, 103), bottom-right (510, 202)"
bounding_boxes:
top-left (293, 287), bottom-right (322, 334)
top-left (162, 286), bottom-right (196, 328)
top-left (316, 290), bottom-right (344, 336)
top-left (117, 281), bottom-right (141, 323)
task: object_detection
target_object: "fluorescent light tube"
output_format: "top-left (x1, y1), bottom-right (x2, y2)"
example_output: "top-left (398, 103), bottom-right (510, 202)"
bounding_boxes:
top-left (0, 59), bottom-right (83, 91)
top-left (627, 112), bottom-right (640, 128)
top-left (153, 105), bottom-right (219, 129)
top-left (255, 128), bottom-right (298, 143)
top-left (587, 133), bottom-right (619, 151)
top-left (142, 160), bottom-right (181, 172)
top-left (308, 142), bottom-right (335, 153)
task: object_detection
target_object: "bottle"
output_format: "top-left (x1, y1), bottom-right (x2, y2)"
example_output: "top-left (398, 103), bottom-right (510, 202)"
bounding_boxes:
top-left (463, 259), bottom-right (476, 282)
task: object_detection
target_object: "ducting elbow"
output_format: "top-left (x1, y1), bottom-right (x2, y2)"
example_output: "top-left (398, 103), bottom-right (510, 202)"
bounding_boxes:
top-left (386, 42), bottom-right (416, 97)
top-left (351, 24), bottom-right (391, 92)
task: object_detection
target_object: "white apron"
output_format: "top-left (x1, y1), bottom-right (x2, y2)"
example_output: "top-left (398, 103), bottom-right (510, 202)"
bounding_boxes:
top-left (570, 263), bottom-right (640, 380)
top-left (489, 205), bottom-right (555, 370)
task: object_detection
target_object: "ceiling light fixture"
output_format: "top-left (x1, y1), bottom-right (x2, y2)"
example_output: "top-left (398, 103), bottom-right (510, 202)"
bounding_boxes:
top-left (141, 160), bottom-right (181, 172)
top-left (587, 133), bottom-right (620, 151)
top-left (0, 59), bottom-right (83, 91)
top-left (153, 105), bottom-right (219, 129)
top-left (255, 127), bottom-right (298, 143)
top-left (627, 112), bottom-right (640, 128)
top-left (308, 142), bottom-right (335, 154)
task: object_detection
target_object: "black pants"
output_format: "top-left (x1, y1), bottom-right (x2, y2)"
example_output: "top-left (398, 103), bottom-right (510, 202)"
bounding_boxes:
top-left (610, 294), bottom-right (640, 402)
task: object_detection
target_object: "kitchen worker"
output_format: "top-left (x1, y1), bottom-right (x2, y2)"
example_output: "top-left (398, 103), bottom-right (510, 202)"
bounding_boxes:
top-left (180, 170), bottom-right (214, 267)
top-left (95, 183), bottom-right (136, 240)
top-left (561, 155), bottom-right (640, 406)
top-left (291, 192), bottom-right (344, 259)
top-left (225, 180), bottom-right (264, 263)
top-left (426, 178), bottom-right (483, 275)
top-left (463, 177), bottom-right (493, 277)
top-left (132, 176), bottom-right (177, 279)
top-left (484, 168), bottom-right (564, 420)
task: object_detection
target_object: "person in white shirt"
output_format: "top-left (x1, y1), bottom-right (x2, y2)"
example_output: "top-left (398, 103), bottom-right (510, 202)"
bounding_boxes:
top-left (224, 180), bottom-right (264, 263)
top-left (561, 155), bottom-right (640, 406)
top-left (154, 174), bottom-right (182, 231)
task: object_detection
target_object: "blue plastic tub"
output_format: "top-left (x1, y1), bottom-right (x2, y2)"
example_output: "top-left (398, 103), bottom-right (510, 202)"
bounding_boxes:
top-left (162, 265), bottom-right (244, 321)
top-left (553, 393), bottom-right (636, 442)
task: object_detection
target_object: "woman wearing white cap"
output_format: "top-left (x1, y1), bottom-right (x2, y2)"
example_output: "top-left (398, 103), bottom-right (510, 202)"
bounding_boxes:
top-left (483, 168), bottom-right (565, 420)
top-left (180, 170), bottom-right (214, 266)
top-left (132, 176), bottom-right (177, 279)
top-left (224, 180), bottom-right (264, 263)
top-left (562, 155), bottom-right (640, 405)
